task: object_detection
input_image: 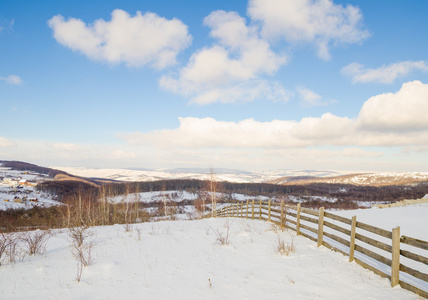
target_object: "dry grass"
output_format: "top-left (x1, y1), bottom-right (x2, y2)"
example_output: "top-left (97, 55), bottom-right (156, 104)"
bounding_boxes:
top-left (275, 230), bottom-right (295, 256)
top-left (213, 218), bottom-right (232, 245)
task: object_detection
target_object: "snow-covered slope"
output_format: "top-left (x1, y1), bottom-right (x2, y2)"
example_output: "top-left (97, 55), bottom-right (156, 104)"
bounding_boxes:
top-left (0, 218), bottom-right (419, 299)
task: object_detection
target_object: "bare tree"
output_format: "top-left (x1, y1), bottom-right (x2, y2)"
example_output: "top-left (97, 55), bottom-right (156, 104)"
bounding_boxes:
top-left (161, 182), bottom-right (168, 217)
top-left (207, 168), bottom-right (221, 218)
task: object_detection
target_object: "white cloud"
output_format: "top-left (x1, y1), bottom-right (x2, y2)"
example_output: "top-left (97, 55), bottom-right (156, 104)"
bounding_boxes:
top-left (0, 137), bottom-right (15, 147)
top-left (248, 0), bottom-right (370, 60)
top-left (0, 75), bottom-right (23, 85)
top-left (357, 80), bottom-right (428, 131)
top-left (48, 9), bottom-right (192, 68)
top-left (297, 87), bottom-right (323, 106)
top-left (159, 10), bottom-right (288, 105)
top-left (341, 61), bottom-right (428, 84)
top-left (290, 113), bottom-right (354, 141)
top-left (109, 150), bottom-right (137, 160)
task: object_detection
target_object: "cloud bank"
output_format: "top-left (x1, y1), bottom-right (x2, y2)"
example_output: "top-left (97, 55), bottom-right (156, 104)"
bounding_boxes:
top-left (123, 81), bottom-right (428, 149)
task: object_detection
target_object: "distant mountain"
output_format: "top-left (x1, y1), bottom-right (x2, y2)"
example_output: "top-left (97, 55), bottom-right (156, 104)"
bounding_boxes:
top-left (163, 167), bottom-right (253, 175)
top-left (269, 172), bottom-right (428, 186)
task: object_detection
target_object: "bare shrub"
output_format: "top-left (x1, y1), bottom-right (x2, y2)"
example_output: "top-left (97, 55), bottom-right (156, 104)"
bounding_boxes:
top-left (275, 230), bottom-right (295, 256)
top-left (1, 231), bottom-right (23, 266)
top-left (69, 226), bottom-right (94, 267)
top-left (69, 226), bottom-right (94, 283)
top-left (0, 231), bottom-right (11, 266)
top-left (123, 223), bottom-right (133, 233)
top-left (7, 233), bottom-right (21, 264)
top-left (20, 229), bottom-right (52, 256)
top-left (213, 218), bottom-right (231, 245)
top-left (135, 227), bottom-right (143, 240)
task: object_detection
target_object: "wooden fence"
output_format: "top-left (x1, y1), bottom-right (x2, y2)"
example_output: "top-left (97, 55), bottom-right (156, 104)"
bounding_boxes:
top-left (212, 200), bottom-right (428, 299)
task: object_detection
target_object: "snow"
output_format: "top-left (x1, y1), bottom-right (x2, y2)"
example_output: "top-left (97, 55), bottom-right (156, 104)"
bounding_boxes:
top-left (335, 203), bottom-right (428, 241)
top-left (0, 214), bottom-right (423, 299)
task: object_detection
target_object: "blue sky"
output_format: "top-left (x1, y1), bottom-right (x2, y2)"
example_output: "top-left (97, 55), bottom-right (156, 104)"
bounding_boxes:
top-left (1, 0), bottom-right (428, 172)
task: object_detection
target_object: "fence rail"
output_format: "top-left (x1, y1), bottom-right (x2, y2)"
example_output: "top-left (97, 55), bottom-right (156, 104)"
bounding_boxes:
top-left (212, 200), bottom-right (428, 299)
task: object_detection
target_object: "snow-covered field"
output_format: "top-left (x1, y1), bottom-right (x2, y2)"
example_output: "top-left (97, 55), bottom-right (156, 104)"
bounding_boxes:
top-left (1, 207), bottom-right (425, 299)
top-left (335, 203), bottom-right (428, 241)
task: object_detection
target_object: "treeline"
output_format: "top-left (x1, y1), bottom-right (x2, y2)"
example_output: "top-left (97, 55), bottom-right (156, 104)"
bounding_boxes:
top-left (36, 177), bottom-right (428, 204)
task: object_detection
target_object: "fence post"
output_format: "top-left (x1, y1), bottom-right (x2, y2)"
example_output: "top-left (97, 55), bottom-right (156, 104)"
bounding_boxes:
top-left (317, 207), bottom-right (324, 247)
top-left (240, 202), bottom-right (243, 217)
top-left (236, 203), bottom-right (238, 217)
top-left (252, 199), bottom-right (255, 220)
top-left (268, 199), bottom-right (271, 222)
top-left (296, 203), bottom-right (301, 235)
top-left (349, 216), bottom-right (357, 262)
top-left (259, 199), bottom-right (262, 220)
top-left (280, 199), bottom-right (284, 230)
top-left (391, 226), bottom-right (400, 287)
top-left (246, 200), bottom-right (249, 219)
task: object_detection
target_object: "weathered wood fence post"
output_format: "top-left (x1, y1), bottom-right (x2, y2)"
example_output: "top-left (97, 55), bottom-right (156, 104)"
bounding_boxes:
top-left (391, 226), bottom-right (401, 287)
top-left (280, 199), bottom-right (284, 230)
top-left (252, 199), bottom-right (255, 220)
top-left (296, 203), bottom-right (301, 235)
top-left (317, 207), bottom-right (324, 247)
top-left (349, 216), bottom-right (357, 262)
top-left (246, 200), bottom-right (249, 219)
top-left (259, 199), bottom-right (262, 220)
top-left (268, 199), bottom-right (271, 222)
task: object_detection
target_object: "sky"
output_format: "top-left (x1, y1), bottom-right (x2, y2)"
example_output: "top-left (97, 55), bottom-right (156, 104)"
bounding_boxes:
top-left (1, 0), bottom-right (428, 172)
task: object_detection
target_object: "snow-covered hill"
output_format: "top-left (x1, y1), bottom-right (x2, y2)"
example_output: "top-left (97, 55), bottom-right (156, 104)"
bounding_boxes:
top-left (52, 166), bottom-right (428, 186)
top-left (269, 172), bottom-right (428, 186)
